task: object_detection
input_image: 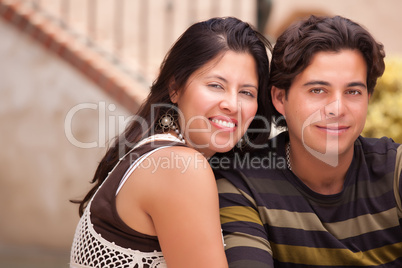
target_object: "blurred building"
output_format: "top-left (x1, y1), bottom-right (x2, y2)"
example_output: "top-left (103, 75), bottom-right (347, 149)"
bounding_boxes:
top-left (0, 0), bottom-right (257, 266)
top-left (0, 0), bottom-right (401, 266)
top-left (265, 0), bottom-right (402, 56)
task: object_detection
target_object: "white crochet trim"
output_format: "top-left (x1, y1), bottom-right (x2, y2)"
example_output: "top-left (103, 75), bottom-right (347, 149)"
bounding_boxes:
top-left (70, 205), bottom-right (167, 268)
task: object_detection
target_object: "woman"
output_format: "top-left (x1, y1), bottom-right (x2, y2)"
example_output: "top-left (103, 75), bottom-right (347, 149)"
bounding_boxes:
top-left (70, 17), bottom-right (271, 268)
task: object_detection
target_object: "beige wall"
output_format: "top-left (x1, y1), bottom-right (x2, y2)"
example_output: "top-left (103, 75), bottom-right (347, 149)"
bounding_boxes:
top-left (0, 19), bottom-right (129, 260)
top-left (35, 0), bottom-right (257, 85)
top-left (0, 1), bottom-right (258, 264)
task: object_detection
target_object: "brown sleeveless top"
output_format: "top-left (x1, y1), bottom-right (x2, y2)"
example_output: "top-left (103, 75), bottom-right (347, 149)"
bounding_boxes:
top-left (90, 139), bottom-right (186, 252)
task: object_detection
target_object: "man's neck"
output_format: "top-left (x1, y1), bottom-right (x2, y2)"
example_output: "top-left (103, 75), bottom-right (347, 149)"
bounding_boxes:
top-left (288, 141), bottom-right (354, 195)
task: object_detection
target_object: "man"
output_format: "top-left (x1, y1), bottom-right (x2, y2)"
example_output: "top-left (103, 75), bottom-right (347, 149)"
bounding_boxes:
top-left (216, 15), bottom-right (402, 267)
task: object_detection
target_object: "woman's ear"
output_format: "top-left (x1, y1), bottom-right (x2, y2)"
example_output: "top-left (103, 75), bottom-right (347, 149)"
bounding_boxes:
top-left (168, 79), bottom-right (179, 103)
top-left (271, 86), bottom-right (286, 116)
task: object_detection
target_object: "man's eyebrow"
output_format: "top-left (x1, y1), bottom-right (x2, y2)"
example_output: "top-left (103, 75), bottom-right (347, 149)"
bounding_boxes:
top-left (303, 80), bottom-right (367, 88)
top-left (303, 80), bottom-right (330, 87)
top-left (347, 82), bottom-right (367, 88)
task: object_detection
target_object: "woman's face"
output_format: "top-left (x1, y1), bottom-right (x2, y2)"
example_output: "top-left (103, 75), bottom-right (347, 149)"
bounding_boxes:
top-left (171, 51), bottom-right (259, 157)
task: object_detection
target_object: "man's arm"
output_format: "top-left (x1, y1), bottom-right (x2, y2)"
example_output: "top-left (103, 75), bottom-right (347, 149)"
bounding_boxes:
top-left (217, 176), bottom-right (274, 268)
top-left (395, 145), bottom-right (402, 223)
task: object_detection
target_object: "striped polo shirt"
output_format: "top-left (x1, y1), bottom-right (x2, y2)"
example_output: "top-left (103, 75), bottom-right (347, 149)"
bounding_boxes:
top-left (216, 132), bottom-right (402, 267)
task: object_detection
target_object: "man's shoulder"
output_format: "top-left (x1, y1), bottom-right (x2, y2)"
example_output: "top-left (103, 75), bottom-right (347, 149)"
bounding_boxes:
top-left (357, 136), bottom-right (400, 154)
top-left (356, 136), bottom-right (400, 171)
top-left (212, 134), bottom-right (288, 183)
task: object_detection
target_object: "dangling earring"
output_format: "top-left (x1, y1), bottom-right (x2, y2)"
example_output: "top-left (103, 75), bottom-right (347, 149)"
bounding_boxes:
top-left (158, 109), bottom-right (185, 143)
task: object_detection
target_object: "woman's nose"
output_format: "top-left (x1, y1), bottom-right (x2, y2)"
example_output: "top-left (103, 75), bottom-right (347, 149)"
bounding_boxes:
top-left (219, 94), bottom-right (239, 114)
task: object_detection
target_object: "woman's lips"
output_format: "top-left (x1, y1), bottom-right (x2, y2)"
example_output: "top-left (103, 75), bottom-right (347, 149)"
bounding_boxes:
top-left (209, 116), bottom-right (238, 130)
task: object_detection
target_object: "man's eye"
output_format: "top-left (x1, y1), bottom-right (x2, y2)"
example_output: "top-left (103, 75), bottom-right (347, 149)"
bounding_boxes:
top-left (310, 88), bottom-right (324, 94)
top-left (346, 90), bottom-right (362, 95)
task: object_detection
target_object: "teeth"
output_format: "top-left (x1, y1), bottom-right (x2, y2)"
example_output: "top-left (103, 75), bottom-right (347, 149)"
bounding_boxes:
top-left (211, 119), bottom-right (235, 128)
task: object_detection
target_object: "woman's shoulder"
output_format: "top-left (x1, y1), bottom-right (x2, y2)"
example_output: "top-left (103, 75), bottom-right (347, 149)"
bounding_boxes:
top-left (131, 145), bottom-right (216, 206)
top-left (140, 145), bottom-right (211, 177)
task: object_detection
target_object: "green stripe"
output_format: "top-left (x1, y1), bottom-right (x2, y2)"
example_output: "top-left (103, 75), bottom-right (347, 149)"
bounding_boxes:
top-left (220, 206), bottom-right (263, 225)
top-left (217, 178), bottom-right (258, 207)
top-left (247, 173), bottom-right (393, 205)
top-left (224, 232), bottom-right (272, 254)
top-left (217, 178), bottom-right (240, 194)
top-left (272, 241), bottom-right (402, 266)
top-left (259, 207), bottom-right (399, 240)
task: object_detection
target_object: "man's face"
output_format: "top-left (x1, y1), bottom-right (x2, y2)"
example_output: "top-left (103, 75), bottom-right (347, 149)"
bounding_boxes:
top-left (273, 49), bottom-right (369, 165)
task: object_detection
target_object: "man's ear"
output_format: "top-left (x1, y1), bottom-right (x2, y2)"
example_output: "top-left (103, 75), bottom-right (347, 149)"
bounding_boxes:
top-left (271, 86), bottom-right (286, 116)
top-left (168, 79), bottom-right (179, 103)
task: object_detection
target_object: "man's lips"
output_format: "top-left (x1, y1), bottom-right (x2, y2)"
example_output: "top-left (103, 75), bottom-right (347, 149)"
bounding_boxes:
top-left (316, 125), bottom-right (350, 134)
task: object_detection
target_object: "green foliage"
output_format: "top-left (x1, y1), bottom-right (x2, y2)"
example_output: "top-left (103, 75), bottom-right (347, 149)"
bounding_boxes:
top-left (362, 57), bottom-right (402, 143)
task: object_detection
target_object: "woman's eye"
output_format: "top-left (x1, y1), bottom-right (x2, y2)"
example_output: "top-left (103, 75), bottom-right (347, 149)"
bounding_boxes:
top-left (209, 83), bottom-right (223, 89)
top-left (240, 90), bottom-right (256, 98)
top-left (310, 88), bottom-right (324, 94)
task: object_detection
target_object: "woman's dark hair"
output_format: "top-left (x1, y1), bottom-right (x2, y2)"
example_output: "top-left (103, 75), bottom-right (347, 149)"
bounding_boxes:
top-left (269, 15), bottom-right (386, 128)
top-left (74, 17), bottom-right (272, 216)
